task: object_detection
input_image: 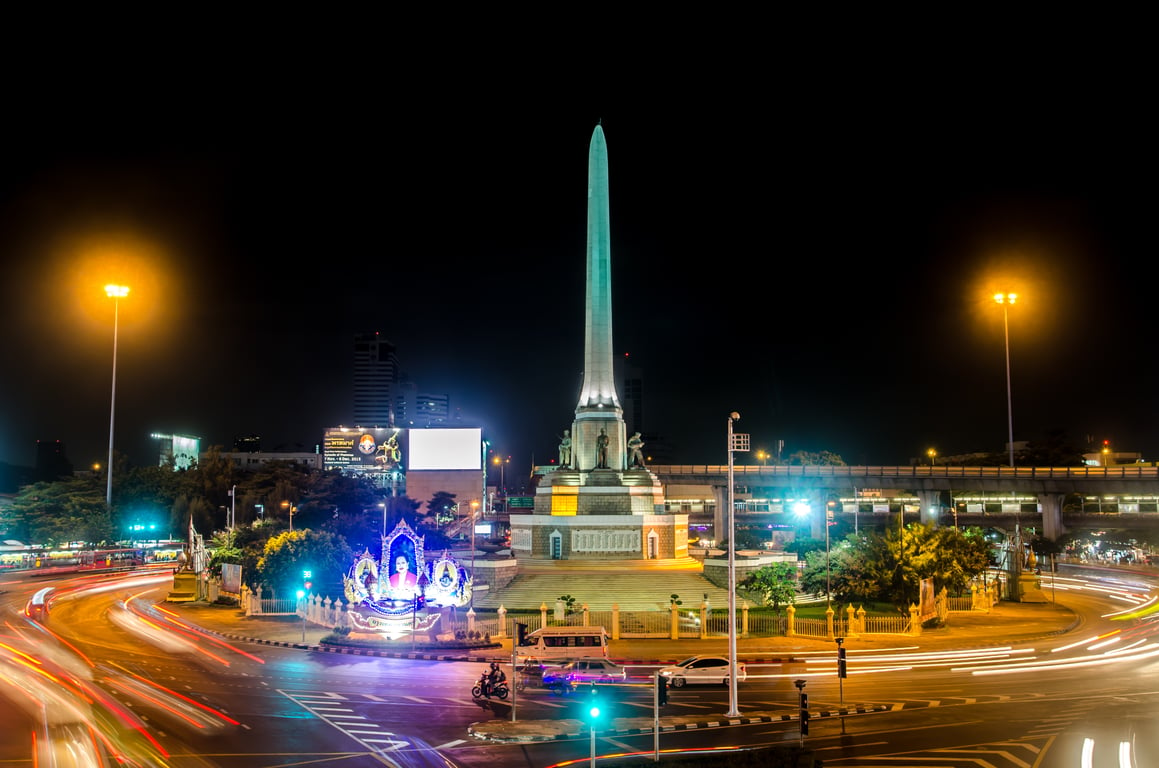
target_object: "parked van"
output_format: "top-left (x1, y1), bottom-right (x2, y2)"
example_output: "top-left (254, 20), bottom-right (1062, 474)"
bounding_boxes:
top-left (517, 625), bottom-right (609, 663)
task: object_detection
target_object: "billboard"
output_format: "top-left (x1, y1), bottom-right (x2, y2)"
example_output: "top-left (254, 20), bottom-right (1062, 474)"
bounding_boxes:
top-left (407, 428), bottom-right (482, 471)
top-left (153, 433), bottom-right (201, 471)
top-left (323, 427), bottom-right (482, 473)
top-left (323, 427), bottom-right (405, 471)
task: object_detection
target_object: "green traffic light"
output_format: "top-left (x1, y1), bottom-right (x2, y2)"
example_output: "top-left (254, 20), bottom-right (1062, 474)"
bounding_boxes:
top-left (589, 706), bottom-right (600, 718)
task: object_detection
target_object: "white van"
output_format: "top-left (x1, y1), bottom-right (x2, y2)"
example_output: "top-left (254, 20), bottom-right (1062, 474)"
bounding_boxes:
top-left (517, 625), bottom-right (609, 663)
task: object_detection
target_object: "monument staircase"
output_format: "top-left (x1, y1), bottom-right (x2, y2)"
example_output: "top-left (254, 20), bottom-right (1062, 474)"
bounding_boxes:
top-left (472, 559), bottom-right (732, 612)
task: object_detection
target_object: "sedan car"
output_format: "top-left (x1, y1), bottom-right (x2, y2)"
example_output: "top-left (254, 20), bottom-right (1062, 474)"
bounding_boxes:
top-left (540, 657), bottom-right (627, 694)
top-left (657, 655), bottom-right (746, 687)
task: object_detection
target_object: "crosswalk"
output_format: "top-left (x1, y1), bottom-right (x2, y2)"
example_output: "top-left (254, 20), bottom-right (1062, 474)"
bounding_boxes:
top-left (277, 686), bottom-right (1132, 768)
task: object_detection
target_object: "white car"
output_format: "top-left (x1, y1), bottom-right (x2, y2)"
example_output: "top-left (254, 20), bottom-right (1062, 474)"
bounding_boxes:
top-left (657, 655), bottom-right (746, 687)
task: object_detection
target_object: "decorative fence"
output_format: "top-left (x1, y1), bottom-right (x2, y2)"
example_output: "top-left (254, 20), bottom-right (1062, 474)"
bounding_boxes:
top-left (275, 581), bottom-right (1000, 643)
top-left (240, 586), bottom-right (300, 616)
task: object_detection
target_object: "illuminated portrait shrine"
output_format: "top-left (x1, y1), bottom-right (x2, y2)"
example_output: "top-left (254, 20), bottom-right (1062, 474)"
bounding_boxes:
top-left (342, 518), bottom-right (472, 635)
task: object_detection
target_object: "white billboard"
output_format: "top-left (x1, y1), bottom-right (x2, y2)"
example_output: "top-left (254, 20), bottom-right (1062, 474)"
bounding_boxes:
top-left (407, 428), bottom-right (482, 471)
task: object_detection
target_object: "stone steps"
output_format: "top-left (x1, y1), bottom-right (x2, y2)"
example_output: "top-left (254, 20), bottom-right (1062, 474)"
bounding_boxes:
top-left (472, 570), bottom-right (730, 612)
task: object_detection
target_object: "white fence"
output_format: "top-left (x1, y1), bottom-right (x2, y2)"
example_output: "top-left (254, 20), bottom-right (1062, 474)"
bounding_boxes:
top-left (243, 581), bottom-right (1001, 642)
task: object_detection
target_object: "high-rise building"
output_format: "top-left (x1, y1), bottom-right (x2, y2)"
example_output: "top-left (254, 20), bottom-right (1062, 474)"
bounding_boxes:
top-left (353, 332), bottom-right (400, 427)
top-left (393, 380), bottom-right (453, 428)
top-left (617, 353), bottom-right (672, 463)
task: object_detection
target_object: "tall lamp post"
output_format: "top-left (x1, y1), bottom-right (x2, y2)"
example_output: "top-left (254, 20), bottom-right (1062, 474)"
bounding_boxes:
top-left (104, 284), bottom-right (129, 509)
top-left (470, 500), bottom-right (479, 607)
top-left (492, 455), bottom-right (509, 505)
top-left (282, 500), bottom-right (297, 531)
top-left (994, 292), bottom-right (1017, 468)
top-left (725, 412), bottom-right (749, 718)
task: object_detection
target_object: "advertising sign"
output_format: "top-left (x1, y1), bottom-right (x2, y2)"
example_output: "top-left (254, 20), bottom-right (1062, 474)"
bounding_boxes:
top-left (323, 427), bottom-right (405, 471)
top-left (407, 427), bottom-right (482, 470)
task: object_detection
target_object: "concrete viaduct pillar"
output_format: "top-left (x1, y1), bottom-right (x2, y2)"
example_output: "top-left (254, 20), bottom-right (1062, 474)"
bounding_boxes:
top-left (1038, 493), bottom-right (1064, 541)
top-left (712, 485), bottom-right (727, 546)
top-left (916, 490), bottom-right (942, 527)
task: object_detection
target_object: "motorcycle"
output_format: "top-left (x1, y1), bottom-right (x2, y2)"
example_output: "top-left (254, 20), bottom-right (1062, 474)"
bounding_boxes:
top-left (471, 674), bottom-right (509, 700)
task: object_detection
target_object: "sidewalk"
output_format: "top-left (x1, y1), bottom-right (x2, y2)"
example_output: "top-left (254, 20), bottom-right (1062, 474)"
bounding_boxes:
top-left (161, 598), bottom-right (1080, 743)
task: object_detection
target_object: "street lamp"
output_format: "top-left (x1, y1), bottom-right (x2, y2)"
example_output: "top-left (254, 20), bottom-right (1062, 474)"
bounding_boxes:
top-left (470, 500), bottom-right (480, 606)
top-left (927, 448), bottom-right (937, 467)
top-left (104, 284), bottom-right (129, 509)
top-left (282, 500), bottom-right (297, 531)
top-left (994, 292), bottom-right (1017, 468)
top-left (492, 454), bottom-right (509, 506)
top-left (725, 411), bottom-right (748, 718)
top-left (795, 501), bottom-right (829, 610)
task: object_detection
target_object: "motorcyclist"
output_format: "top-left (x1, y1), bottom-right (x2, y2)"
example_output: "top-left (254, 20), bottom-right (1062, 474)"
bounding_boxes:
top-left (487, 662), bottom-right (506, 695)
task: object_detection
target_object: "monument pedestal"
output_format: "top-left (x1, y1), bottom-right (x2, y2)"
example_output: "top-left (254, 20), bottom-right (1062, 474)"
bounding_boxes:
top-left (1014, 572), bottom-right (1049, 603)
top-left (166, 570), bottom-right (199, 602)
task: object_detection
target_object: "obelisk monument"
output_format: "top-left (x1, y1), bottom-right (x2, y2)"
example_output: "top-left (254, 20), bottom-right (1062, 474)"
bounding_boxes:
top-left (511, 123), bottom-right (690, 564)
top-left (572, 122), bottom-right (626, 471)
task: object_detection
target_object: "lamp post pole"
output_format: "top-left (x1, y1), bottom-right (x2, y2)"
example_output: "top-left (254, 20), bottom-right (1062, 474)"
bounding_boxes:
top-left (725, 412), bottom-right (748, 718)
top-left (105, 284), bottom-right (129, 509)
top-left (825, 504), bottom-right (832, 611)
top-left (994, 292), bottom-right (1017, 468)
top-left (471, 501), bottom-right (478, 579)
top-left (228, 485), bottom-right (237, 545)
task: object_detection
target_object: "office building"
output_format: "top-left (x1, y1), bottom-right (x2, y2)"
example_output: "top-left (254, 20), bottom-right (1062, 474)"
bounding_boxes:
top-left (353, 332), bottom-right (400, 427)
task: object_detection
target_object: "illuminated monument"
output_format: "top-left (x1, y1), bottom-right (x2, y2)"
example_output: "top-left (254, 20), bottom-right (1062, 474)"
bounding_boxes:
top-left (510, 124), bottom-right (690, 564)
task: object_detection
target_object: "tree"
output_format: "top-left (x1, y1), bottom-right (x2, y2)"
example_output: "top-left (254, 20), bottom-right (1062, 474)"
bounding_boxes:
top-left (739, 563), bottom-right (797, 611)
top-left (256, 529), bottom-right (353, 597)
top-left (786, 451), bottom-right (846, 466)
top-left (6, 476), bottom-right (112, 546)
top-left (425, 491), bottom-right (459, 529)
top-left (799, 526), bottom-right (993, 611)
top-left (1020, 429), bottom-right (1086, 467)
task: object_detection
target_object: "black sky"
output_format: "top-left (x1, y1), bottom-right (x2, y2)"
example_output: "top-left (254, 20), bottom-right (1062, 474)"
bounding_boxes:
top-left (2, 52), bottom-right (1156, 484)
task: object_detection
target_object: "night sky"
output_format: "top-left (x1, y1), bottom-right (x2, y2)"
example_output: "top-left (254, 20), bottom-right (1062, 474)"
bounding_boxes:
top-left (2, 57), bottom-right (1156, 484)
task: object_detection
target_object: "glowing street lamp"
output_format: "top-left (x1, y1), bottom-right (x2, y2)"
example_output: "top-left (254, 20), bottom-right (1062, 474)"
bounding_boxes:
top-left (105, 284), bottom-right (129, 509)
top-left (795, 501), bottom-right (829, 610)
top-left (927, 448), bottom-right (937, 467)
top-left (282, 500), bottom-right (297, 531)
top-left (492, 454), bottom-right (510, 502)
top-left (994, 292), bottom-right (1018, 468)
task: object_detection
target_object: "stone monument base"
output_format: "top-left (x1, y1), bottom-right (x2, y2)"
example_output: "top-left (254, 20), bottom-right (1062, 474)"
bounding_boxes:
top-left (166, 571), bottom-right (198, 602)
top-left (1015, 573), bottom-right (1050, 603)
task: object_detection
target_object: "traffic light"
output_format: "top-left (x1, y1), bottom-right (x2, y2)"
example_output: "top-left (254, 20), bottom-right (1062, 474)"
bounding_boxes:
top-left (837, 646), bottom-right (847, 678)
top-left (587, 684), bottom-right (602, 724)
top-left (302, 569), bottom-right (313, 592)
top-left (795, 679), bottom-right (809, 737)
top-left (656, 674), bottom-right (667, 706)
top-left (515, 622), bottom-right (528, 646)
